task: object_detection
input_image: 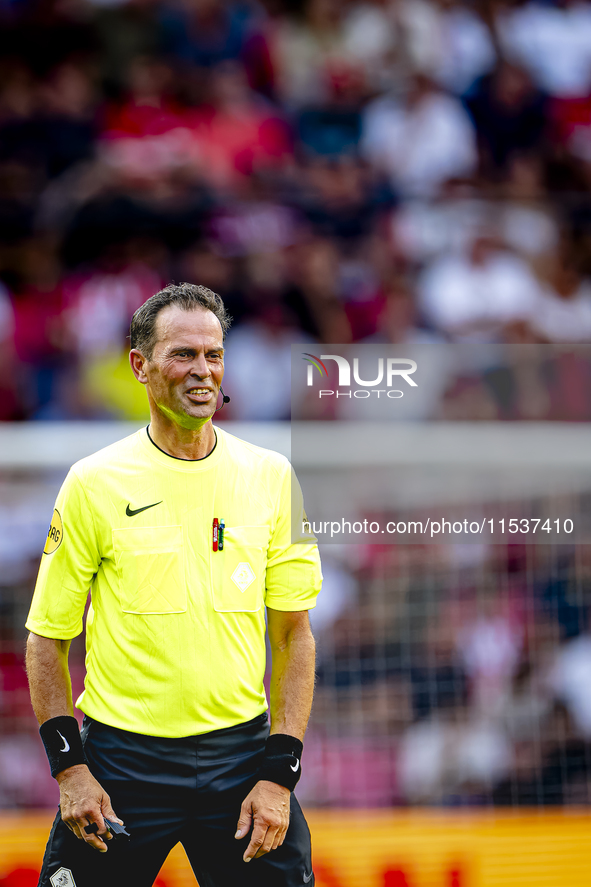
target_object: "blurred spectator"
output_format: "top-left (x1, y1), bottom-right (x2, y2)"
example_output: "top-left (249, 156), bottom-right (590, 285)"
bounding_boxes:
top-left (532, 239), bottom-right (591, 342)
top-left (293, 157), bottom-right (393, 243)
top-left (63, 245), bottom-right (162, 356)
top-left (497, 0), bottom-right (591, 99)
top-left (0, 284), bottom-right (21, 420)
top-left (399, 0), bottom-right (497, 95)
top-left (94, 0), bottom-right (162, 91)
top-left (208, 174), bottom-right (298, 255)
top-left (501, 661), bottom-right (554, 745)
top-left (418, 234), bottom-right (543, 341)
top-left (398, 705), bottom-right (512, 804)
top-left (498, 154), bottom-right (559, 260)
top-left (159, 0), bottom-right (261, 71)
top-left (37, 63), bottom-right (98, 178)
top-left (341, 0), bottom-right (403, 93)
top-left (549, 630), bottom-right (591, 737)
top-left (178, 241), bottom-right (245, 323)
top-left (284, 237), bottom-right (352, 343)
top-left (297, 104), bottom-right (363, 161)
top-left (391, 156), bottom-right (558, 266)
top-left (364, 278), bottom-right (442, 344)
top-left (361, 74), bottom-right (477, 197)
top-left (410, 618), bottom-right (469, 720)
top-left (223, 297), bottom-right (311, 420)
top-left (467, 62), bottom-right (548, 176)
top-left (493, 701), bottom-right (591, 805)
top-left (308, 549), bottom-right (358, 634)
top-left (9, 238), bottom-right (68, 414)
top-left (0, 61), bottom-right (40, 182)
top-left (188, 61), bottom-right (293, 190)
top-left (0, 734), bottom-right (55, 808)
top-left (457, 597), bottom-right (522, 712)
top-left (99, 56), bottom-right (197, 184)
top-left (391, 196), bottom-right (497, 264)
top-left (270, 0), bottom-right (351, 109)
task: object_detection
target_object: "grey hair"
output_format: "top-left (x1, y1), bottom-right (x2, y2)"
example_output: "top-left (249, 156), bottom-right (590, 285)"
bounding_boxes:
top-left (130, 282), bottom-right (232, 359)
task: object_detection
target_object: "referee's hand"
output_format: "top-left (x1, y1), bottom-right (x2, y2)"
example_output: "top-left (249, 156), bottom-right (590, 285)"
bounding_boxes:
top-left (235, 780), bottom-right (291, 862)
top-left (56, 764), bottom-right (124, 853)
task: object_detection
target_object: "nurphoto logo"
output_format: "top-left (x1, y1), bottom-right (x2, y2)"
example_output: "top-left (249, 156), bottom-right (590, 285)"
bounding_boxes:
top-left (303, 353), bottom-right (418, 399)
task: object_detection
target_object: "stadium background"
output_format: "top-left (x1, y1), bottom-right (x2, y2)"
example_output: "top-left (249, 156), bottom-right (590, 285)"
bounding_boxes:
top-left (3, 0), bottom-right (591, 884)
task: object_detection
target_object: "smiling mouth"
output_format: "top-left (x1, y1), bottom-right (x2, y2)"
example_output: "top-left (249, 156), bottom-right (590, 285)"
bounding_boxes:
top-left (186, 387), bottom-right (213, 397)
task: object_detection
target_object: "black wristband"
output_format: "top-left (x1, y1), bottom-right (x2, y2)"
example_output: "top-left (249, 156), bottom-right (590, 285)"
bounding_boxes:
top-left (39, 716), bottom-right (87, 778)
top-left (257, 733), bottom-right (303, 792)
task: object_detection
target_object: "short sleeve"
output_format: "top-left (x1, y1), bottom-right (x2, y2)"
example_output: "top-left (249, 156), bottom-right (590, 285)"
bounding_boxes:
top-left (264, 463), bottom-right (322, 612)
top-left (26, 467), bottom-right (101, 639)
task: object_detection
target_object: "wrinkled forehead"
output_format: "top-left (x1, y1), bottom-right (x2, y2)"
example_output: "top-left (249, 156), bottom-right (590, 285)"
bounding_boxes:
top-left (153, 305), bottom-right (224, 350)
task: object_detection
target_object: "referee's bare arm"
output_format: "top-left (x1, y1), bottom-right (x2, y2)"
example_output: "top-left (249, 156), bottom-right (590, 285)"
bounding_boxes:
top-left (235, 608), bottom-right (315, 862)
top-left (26, 632), bottom-right (122, 852)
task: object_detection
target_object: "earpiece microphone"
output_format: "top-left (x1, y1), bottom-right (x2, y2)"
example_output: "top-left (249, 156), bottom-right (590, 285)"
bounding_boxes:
top-left (215, 388), bottom-right (231, 411)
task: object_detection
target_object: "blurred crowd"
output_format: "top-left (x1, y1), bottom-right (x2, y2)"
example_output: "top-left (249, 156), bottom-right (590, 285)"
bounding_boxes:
top-left (3, 0), bottom-right (591, 419)
top-left (303, 539), bottom-right (591, 807)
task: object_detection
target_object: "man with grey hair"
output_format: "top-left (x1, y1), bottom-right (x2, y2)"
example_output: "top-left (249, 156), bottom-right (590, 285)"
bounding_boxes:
top-left (26, 283), bottom-right (322, 886)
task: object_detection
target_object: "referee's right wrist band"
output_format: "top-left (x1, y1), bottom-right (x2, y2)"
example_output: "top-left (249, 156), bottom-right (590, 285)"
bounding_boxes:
top-left (257, 733), bottom-right (303, 792)
top-left (39, 716), bottom-right (87, 778)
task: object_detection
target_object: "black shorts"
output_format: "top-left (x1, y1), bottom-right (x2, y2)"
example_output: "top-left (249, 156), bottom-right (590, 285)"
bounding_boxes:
top-left (38, 714), bottom-right (314, 887)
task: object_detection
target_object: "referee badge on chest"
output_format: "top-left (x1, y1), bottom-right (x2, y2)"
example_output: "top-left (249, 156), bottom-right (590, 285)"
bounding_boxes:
top-left (211, 525), bottom-right (268, 612)
top-left (231, 562), bottom-right (256, 592)
top-left (50, 868), bottom-right (77, 887)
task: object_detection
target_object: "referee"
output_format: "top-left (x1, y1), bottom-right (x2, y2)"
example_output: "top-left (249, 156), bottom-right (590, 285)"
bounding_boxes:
top-left (25, 283), bottom-right (322, 887)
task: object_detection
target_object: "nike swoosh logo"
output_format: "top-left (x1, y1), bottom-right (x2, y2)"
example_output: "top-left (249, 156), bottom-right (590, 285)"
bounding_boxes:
top-left (290, 758), bottom-right (300, 773)
top-left (126, 501), bottom-right (162, 517)
top-left (303, 871), bottom-right (313, 883)
top-left (57, 730), bottom-right (70, 753)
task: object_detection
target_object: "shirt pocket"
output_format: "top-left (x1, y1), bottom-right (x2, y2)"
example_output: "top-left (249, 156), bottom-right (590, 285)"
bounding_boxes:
top-left (112, 526), bottom-right (186, 614)
top-left (212, 525), bottom-right (270, 613)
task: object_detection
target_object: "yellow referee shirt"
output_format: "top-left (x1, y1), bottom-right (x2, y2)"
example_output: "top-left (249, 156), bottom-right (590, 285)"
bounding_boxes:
top-left (26, 426), bottom-right (322, 738)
